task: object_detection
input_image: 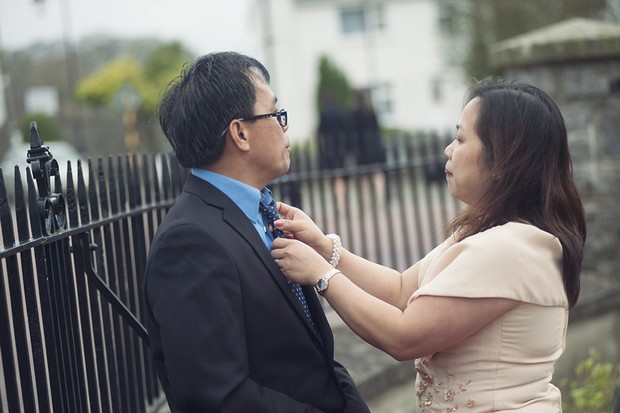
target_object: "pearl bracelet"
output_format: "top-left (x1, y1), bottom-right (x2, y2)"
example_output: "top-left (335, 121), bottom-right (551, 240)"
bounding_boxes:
top-left (325, 233), bottom-right (342, 268)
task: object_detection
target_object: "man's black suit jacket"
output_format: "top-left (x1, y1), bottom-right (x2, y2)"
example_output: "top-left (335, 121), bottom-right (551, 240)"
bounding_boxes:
top-left (144, 175), bottom-right (370, 412)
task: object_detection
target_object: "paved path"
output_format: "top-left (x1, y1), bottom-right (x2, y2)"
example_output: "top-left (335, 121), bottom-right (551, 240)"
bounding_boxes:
top-left (367, 379), bottom-right (417, 413)
top-left (328, 308), bottom-right (417, 410)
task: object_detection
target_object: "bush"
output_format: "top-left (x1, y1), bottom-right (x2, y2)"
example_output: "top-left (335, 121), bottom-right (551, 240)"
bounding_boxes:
top-left (560, 347), bottom-right (620, 412)
top-left (20, 112), bottom-right (64, 143)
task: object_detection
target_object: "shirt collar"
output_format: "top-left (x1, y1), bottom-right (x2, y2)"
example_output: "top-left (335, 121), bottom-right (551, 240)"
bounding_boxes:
top-left (191, 168), bottom-right (261, 223)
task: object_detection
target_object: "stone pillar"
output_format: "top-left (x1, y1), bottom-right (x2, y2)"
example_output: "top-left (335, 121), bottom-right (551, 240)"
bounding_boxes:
top-left (490, 18), bottom-right (620, 374)
top-left (491, 17), bottom-right (620, 299)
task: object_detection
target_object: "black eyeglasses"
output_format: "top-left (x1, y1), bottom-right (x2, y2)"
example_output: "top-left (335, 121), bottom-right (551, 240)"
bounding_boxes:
top-left (239, 109), bottom-right (288, 127)
top-left (221, 109), bottom-right (288, 136)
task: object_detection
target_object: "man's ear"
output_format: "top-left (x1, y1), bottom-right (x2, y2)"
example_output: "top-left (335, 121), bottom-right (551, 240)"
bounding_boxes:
top-left (228, 120), bottom-right (251, 151)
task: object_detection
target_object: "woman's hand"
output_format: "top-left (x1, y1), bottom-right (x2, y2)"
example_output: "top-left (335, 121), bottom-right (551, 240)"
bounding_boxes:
top-left (274, 202), bottom-right (332, 259)
top-left (271, 237), bottom-right (333, 286)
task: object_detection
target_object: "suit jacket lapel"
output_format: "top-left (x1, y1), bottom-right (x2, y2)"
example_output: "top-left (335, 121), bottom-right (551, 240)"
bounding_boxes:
top-left (303, 284), bottom-right (334, 354)
top-left (184, 175), bottom-right (327, 347)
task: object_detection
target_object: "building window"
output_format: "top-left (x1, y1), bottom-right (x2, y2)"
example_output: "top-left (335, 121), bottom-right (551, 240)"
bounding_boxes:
top-left (340, 5), bottom-right (385, 34)
top-left (371, 83), bottom-right (393, 116)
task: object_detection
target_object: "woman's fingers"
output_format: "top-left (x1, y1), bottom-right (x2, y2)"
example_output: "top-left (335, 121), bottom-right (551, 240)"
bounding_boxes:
top-left (276, 202), bottom-right (297, 219)
top-left (274, 217), bottom-right (305, 234)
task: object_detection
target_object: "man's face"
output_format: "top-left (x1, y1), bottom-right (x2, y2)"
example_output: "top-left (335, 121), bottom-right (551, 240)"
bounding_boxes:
top-left (246, 77), bottom-right (291, 183)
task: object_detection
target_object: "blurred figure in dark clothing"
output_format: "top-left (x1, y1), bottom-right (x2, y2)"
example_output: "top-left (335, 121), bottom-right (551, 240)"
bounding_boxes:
top-left (350, 89), bottom-right (386, 167)
top-left (317, 91), bottom-right (350, 170)
top-left (349, 89), bottom-right (389, 200)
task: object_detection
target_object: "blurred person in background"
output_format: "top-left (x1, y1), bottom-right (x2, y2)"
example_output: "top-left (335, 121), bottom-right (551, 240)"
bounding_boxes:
top-left (348, 88), bottom-right (388, 199)
top-left (317, 90), bottom-right (350, 171)
top-left (349, 89), bottom-right (386, 168)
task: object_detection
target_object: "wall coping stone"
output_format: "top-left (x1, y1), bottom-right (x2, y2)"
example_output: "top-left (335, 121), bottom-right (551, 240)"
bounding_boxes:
top-left (491, 17), bottom-right (620, 68)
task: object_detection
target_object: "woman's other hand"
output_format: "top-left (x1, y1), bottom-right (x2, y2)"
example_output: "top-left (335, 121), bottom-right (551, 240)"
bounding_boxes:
top-left (274, 202), bottom-right (333, 259)
top-left (271, 237), bottom-right (333, 286)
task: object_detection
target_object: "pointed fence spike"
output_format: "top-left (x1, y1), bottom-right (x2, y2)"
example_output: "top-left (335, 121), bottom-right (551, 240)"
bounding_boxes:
top-left (29, 121), bottom-right (43, 148)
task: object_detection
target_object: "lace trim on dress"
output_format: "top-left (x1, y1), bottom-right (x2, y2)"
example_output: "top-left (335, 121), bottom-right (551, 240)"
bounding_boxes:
top-left (415, 360), bottom-right (475, 411)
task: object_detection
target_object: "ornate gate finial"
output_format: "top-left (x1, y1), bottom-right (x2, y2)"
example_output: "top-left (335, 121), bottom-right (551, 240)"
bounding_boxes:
top-left (26, 121), bottom-right (67, 234)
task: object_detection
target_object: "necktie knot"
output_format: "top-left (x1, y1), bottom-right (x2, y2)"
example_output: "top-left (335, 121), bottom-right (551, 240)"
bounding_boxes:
top-left (260, 188), bottom-right (283, 238)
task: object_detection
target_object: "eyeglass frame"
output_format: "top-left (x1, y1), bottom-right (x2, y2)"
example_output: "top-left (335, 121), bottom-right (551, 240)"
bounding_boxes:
top-left (221, 109), bottom-right (288, 136)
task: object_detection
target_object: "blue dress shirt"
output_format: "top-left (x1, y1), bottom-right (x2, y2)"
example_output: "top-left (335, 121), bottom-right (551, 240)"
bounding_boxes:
top-left (191, 168), bottom-right (273, 247)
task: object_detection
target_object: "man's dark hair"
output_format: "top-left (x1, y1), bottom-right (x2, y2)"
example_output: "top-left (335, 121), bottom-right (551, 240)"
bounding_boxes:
top-left (158, 51), bottom-right (270, 168)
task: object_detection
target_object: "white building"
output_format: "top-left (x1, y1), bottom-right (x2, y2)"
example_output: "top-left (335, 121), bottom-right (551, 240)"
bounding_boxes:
top-left (248, 0), bottom-right (467, 142)
top-left (0, 71), bottom-right (6, 128)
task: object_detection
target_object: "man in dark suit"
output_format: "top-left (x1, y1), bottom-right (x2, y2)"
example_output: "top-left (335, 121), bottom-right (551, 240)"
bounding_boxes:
top-left (143, 51), bottom-right (369, 412)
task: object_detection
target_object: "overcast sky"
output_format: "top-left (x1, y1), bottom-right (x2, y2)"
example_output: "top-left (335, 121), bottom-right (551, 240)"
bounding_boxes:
top-left (0, 0), bottom-right (258, 55)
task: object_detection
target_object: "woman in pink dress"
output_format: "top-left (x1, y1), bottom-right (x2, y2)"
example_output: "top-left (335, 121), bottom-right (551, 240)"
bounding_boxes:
top-left (271, 80), bottom-right (586, 412)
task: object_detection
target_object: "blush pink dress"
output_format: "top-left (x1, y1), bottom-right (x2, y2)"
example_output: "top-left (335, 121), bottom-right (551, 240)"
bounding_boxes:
top-left (410, 222), bottom-right (567, 412)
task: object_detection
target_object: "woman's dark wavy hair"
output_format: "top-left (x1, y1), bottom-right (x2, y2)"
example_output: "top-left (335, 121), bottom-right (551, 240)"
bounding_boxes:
top-left (157, 51), bottom-right (270, 168)
top-left (445, 79), bottom-right (586, 308)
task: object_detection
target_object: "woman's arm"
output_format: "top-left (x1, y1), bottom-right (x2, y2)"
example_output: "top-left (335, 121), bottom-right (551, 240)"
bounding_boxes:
top-left (329, 248), bottom-right (420, 310)
top-left (322, 273), bottom-right (517, 360)
top-left (271, 236), bottom-right (518, 361)
top-left (274, 202), bottom-right (417, 309)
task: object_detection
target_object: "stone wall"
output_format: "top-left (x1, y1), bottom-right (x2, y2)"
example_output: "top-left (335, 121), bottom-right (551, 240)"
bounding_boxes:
top-left (492, 18), bottom-right (620, 369)
top-left (502, 59), bottom-right (620, 294)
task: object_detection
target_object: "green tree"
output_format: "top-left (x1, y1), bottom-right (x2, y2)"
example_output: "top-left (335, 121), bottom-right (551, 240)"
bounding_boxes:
top-left (76, 58), bottom-right (144, 106)
top-left (74, 41), bottom-right (192, 151)
top-left (437, 0), bottom-right (613, 77)
top-left (75, 41), bottom-right (192, 115)
top-left (141, 41), bottom-right (192, 113)
top-left (315, 55), bottom-right (353, 113)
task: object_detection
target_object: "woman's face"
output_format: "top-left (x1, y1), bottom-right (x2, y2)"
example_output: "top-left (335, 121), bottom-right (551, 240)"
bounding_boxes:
top-left (444, 98), bottom-right (492, 206)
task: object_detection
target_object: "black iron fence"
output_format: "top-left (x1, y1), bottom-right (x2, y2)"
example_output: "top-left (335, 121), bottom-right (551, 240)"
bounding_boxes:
top-left (272, 131), bottom-right (460, 271)
top-left (0, 123), bottom-right (458, 413)
top-left (0, 123), bottom-right (186, 413)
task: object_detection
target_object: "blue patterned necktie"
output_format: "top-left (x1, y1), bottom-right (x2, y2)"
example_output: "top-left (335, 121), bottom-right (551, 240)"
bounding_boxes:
top-left (259, 189), bottom-right (315, 324)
